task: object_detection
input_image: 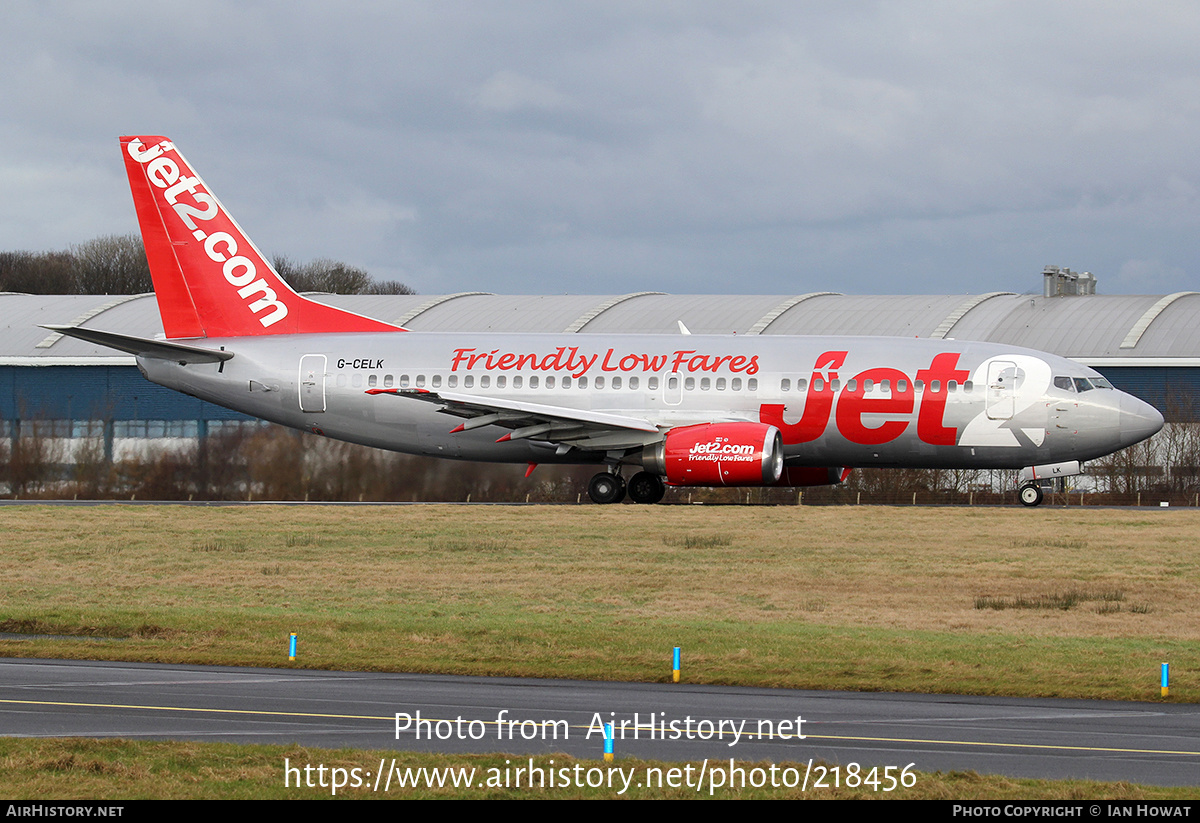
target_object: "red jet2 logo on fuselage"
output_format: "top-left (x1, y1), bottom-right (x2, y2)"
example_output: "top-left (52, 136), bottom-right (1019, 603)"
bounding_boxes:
top-left (759, 351), bottom-right (970, 447)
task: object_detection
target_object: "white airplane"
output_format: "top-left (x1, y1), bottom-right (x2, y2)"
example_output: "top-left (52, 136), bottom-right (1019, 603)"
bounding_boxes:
top-left (48, 136), bottom-right (1165, 506)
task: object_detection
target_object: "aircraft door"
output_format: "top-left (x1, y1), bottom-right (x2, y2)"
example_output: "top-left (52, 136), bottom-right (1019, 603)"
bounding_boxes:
top-left (986, 360), bottom-right (1016, 420)
top-left (1049, 398), bottom-right (1078, 447)
top-left (299, 354), bottom-right (327, 413)
top-left (664, 372), bottom-right (682, 405)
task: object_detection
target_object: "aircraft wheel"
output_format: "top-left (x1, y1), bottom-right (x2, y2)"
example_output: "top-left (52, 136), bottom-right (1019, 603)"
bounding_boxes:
top-left (1019, 483), bottom-right (1044, 507)
top-left (588, 472), bottom-right (626, 504)
top-left (627, 471), bottom-right (666, 504)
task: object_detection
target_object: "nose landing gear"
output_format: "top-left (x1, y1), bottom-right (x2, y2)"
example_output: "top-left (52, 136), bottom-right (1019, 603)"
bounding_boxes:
top-left (1017, 461), bottom-right (1082, 507)
top-left (1019, 483), bottom-right (1045, 507)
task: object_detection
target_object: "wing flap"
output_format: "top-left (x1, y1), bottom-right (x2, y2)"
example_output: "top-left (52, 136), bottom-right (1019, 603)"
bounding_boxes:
top-left (368, 388), bottom-right (658, 431)
top-left (366, 387), bottom-right (662, 451)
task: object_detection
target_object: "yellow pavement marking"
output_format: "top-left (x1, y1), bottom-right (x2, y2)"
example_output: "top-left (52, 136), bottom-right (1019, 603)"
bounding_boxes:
top-left (2, 698), bottom-right (1197, 757)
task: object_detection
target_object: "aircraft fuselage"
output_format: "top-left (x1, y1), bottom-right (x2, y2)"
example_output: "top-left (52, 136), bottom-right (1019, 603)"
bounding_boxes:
top-left (62, 134), bottom-right (1163, 506)
top-left (136, 330), bottom-right (1161, 471)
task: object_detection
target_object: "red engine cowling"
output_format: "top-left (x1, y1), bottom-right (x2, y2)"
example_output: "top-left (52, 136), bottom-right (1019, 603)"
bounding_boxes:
top-left (775, 466), bottom-right (853, 487)
top-left (642, 423), bottom-right (783, 486)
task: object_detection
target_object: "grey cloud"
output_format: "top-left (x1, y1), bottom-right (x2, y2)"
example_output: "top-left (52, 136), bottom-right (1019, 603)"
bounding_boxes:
top-left (1, 2), bottom-right (1198, 295)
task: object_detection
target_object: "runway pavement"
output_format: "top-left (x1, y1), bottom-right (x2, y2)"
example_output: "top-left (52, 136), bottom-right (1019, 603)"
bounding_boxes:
top-left (1, 658), bottom-right (1197, 787)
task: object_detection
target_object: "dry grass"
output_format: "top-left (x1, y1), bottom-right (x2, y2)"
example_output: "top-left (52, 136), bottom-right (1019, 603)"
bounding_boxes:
top-left (0, 738), bottom-right (1194, 800)
top-left (0, 505), bottom-right (1197, 699)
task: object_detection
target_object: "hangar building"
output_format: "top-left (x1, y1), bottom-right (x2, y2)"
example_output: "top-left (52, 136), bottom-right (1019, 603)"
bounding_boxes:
top-left (2, 268), bottom-right (1196, 459)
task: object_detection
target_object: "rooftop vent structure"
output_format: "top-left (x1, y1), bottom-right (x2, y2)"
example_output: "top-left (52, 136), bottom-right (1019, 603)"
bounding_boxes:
top-left (1043, 265), bottom-right (1096, 297)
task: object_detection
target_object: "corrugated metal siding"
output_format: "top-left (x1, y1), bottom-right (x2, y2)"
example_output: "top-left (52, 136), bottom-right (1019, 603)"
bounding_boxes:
top-left (2, 291), bottom-right (1196, 358)
top-left (1095, 366), bottom-right (1200, 419)
top-left (1129, 294), bottom-right (1200, 355)
top-left (580, 294), bottom-right (781, 335)
top-left (762, 294), bottom-right (967, 337)
top-left (0, 366), bottom-right (250, 421)
top-left (985, 296), bottom-right (1160, 356)
top-left (401, 294), bottom-right (601, 332)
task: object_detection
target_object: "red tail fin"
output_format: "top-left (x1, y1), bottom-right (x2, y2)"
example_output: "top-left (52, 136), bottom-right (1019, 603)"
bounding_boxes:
top-left (121, 136), bottom-right (404, 339)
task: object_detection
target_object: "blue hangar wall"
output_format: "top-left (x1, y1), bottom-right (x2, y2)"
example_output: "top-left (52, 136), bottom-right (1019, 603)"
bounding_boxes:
top-left (1094, 368), bottom-right (1199, 418)
top-left (0, 365), bottom-right (251, 426)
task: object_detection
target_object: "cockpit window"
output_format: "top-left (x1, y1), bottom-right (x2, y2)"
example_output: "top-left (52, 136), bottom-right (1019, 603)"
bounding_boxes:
top-left (1091, 376), bottom-right (1114, 389)
top-left (1053, 376), bottom-right (1074, 392)
top-left (1073, 377), bottom-right (1094, 393)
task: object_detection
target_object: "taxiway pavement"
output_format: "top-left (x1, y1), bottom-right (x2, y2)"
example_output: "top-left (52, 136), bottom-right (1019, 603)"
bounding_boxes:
top-left (1, 658), bottom-right (1197, 787)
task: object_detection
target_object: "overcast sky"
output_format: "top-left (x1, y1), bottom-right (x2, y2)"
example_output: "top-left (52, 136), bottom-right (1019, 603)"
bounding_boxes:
top-left (2, 1), bottom-right (1199, 297)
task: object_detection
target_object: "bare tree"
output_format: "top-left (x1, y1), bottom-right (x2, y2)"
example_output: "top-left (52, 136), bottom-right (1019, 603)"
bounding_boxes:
top-left (365, 279), bottom-right (416, 295)
top-left (6, 418), bottom-right (60, 498)
top-left (0, 250), bottom-right (76, 293)
top-left (1091, 437), bottom-right (1161, 496)
top-left (272, 254), bottom-right (414, 294)
top-left (1157, 390), bottom-right (1200, 495)
top-left (2, 239), bottom-right (413, 296)
top-left (271, 256), bottom-right (370, 293)
top-left (270, 255), bottom-right (303, 286)
top-left (70, 234), bottom-right (152, 294)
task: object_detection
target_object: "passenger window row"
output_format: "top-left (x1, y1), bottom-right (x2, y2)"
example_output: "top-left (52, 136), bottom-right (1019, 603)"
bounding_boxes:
top-left (356, 373), bottom-right (763, 392)
top-left (778, 378), bottom-right (973, 393)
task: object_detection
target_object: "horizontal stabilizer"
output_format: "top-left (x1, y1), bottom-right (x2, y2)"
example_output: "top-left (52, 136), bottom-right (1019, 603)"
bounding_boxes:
top-left (40, 325), bottom-right (234, 364)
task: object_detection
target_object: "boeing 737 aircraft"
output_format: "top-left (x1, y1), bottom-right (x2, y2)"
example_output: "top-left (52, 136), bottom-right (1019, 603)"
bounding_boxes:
top-left (48, 136), bottom-right (1165, 506)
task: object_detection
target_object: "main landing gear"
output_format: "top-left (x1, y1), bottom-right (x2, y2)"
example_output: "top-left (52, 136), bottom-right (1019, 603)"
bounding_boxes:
top-left (627, 471), bottom-right (666, 504)
top-left (588, 470), bottom-right (666, 504)
top-left (587, 472), bottom-right (625, 504)
top-left (1019, 483), bottom-right (1045, 507)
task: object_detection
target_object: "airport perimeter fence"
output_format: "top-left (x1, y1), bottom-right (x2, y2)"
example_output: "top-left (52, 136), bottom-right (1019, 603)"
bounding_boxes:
top-left (1, 423), bottom-right (1196, 506)
top-left (655, 485), bottom-right (1196, 508)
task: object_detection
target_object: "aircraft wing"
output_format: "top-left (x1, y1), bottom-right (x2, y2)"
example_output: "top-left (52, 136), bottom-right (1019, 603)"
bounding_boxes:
top-left (366, 388), bottom-right (664, 452)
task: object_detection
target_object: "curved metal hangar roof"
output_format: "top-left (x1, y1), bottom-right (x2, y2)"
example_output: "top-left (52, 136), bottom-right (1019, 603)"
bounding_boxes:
top-left (3, 290), bottom-right (1197, 367)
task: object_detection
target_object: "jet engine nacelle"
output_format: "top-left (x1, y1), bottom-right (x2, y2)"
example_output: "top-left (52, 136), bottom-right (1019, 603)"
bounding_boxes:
top-left (642, 422), bottom-right (784, 486)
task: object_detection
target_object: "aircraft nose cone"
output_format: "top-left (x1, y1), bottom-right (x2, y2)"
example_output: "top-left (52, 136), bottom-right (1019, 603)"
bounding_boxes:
top-left (1119, 394), bottom-right (1164, 446)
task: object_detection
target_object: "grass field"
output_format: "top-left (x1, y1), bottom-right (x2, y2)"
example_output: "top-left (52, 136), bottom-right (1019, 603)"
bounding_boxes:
top-left (2, 503), bottom-right (1197, 800)
top-left (0, 504), bottom-right (1196, 699)
top-left (2, 738), bottom-right (1196, 800)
